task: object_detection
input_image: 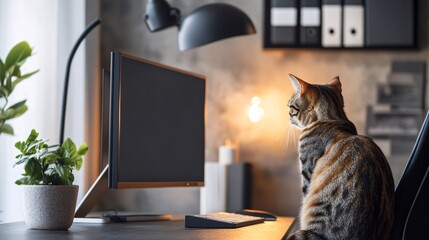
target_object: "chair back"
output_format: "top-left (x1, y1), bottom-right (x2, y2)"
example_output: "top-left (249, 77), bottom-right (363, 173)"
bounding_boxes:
top-left (391, 111), bottom-right (429, 239)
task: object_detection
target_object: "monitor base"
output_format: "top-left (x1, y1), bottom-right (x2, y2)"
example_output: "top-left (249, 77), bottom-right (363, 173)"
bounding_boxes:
top-left (75, 165), bottom-right (109, 218)
top-left (73, 214), bottom-right (172, 224)
top-left (107, 214), bottom-right (172, 222)
top-left (74, 217), bottom-right (110, 224)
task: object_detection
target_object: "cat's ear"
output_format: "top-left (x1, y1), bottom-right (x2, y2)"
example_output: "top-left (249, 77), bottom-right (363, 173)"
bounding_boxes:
top-left (289, 74), bottom-right (310, 95)
top-left (328, 76), bottom-right (342, 92)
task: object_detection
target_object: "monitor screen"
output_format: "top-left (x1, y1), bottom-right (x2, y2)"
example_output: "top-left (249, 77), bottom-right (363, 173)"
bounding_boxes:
top-left (109, 52), bottom-right (205, 189)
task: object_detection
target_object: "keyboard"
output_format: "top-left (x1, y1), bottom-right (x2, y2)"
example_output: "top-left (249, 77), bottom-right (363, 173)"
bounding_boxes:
top-left (185, 212), bottom-right (265, 228)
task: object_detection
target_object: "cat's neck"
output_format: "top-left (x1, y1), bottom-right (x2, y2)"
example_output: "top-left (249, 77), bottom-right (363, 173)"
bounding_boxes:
top-left (304, 119), bottom-right (357, 137)
top-left (299, 119), bottom-right (357, 163)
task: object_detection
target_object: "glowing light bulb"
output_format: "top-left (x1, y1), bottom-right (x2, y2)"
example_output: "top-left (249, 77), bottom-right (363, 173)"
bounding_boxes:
top-left (248, 96), bottom-right (264, 123)
top-left (251, 96), bottom-right (261, 105)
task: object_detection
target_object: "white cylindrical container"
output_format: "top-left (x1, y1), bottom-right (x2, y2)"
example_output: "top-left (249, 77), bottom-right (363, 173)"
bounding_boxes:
top-left (219, 145), bottom-right (235, 165)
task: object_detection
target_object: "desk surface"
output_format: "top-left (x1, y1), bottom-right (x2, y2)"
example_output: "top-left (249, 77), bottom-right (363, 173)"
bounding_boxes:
top-left (0, 216), bottom-right (294, 240)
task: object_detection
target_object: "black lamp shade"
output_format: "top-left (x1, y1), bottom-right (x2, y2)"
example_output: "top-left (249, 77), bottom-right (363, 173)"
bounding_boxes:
top-left (178, 3), bottom-right (256, 51)
top-left (145, 0), bottom-right (177, 32)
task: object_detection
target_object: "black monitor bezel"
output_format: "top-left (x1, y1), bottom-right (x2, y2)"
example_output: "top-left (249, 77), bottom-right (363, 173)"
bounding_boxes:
top-left (109, 51), bottom-right (205, 189)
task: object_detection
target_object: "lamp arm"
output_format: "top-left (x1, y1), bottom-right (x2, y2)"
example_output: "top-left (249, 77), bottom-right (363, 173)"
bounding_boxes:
top-left (59, 18), bottom-right (102, 145)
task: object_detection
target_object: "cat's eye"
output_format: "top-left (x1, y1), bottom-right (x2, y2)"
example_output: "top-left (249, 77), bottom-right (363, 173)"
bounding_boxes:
top-left (289, 105), bottom-right (299, 116)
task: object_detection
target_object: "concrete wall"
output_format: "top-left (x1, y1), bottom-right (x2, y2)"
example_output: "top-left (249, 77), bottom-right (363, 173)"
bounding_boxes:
top-left (98, 0), bottom-right (428, 216)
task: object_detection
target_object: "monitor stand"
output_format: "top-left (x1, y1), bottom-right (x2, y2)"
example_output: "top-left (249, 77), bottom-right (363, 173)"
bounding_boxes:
top-left (74, 165), bottom-right (172, 223)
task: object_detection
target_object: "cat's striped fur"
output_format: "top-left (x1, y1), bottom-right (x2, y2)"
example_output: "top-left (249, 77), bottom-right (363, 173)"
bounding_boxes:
top-left (286, 75), bottom-right (394, 240)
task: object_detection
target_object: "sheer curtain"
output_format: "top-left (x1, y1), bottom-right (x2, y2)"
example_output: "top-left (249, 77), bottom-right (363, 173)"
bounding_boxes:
top-left (0, 0), bottom-right (88, 223)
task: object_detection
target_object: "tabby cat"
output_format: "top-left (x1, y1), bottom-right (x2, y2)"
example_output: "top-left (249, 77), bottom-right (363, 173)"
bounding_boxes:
top-left (286, 74), bottom-right (395, 240)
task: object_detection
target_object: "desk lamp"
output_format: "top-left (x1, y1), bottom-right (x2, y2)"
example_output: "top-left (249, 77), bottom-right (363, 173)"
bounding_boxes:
top-left (145, 0), bottom-right (256, 51)
top-left (59, 0), bottom-right (256, 144)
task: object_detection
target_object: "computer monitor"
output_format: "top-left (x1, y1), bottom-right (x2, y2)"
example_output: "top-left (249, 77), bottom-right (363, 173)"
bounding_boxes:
top-left (75, 52), bottom-right (205, 221)
top-left (109, 51), bottom-right (205, 188)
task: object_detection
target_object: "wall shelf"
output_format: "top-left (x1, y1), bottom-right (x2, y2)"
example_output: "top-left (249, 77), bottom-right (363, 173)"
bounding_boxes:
top-left (264, 0), bottom-right (418, 50)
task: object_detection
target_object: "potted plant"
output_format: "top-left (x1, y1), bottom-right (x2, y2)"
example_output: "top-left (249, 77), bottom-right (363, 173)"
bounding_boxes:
top-left (0, 41), bottom-right (39, 136)
top-left (14, 129), bottom-right (88, 230)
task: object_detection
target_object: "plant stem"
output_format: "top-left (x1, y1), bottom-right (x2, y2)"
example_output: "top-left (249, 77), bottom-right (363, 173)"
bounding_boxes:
top-left (41, 154), bottom-right (48, 184)
top-left (0, 96), bottom-right (8, 135)
top-left (1, 96), bottom-right (8, 112)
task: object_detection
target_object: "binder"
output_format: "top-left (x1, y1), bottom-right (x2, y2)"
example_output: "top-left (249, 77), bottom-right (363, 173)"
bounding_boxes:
top-left (343, 0), bottom-right (364, 47)
top-left (300, 0), bottom-right (321, 46)
top-left (270, 0), bottom-right (298, 45)
top-left (322, 0), bottom-right (342, 47)
top-left (200, 162), bottom-right (227, 214)
top-left (226, 163), bottom-right (251, 212)
top-left (365, 0), bottom-right (415, 47)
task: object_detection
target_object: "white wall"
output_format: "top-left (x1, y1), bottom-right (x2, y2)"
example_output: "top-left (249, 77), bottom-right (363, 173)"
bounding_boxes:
top-left (0, 0), bottom-right (86, 223)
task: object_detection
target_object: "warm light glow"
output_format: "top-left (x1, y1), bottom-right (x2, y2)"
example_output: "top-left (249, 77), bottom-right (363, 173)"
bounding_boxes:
top-left (248, 96), bottom-right (264, 123)
top-left (251, 96), bottom-right (261, 105)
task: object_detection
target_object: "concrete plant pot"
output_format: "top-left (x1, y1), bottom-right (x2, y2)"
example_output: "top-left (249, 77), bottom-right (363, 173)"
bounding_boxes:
top-left (22, 185), bottom-right (78, 230)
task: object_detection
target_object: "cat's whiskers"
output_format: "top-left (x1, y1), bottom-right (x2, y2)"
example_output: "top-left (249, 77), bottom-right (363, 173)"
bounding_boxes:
top-left (282, 122), bottom-right (301, 152)
top-left (285, 124), bottom-right (290, 151)
top-left (292, 125), bottom-right (298, 149)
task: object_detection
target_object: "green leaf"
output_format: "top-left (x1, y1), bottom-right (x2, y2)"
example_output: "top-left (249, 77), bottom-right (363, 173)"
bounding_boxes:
top-left (42, 151), bottom-right (58, 166)
top-left (14, 156), bottom-right (29, 166)
top-left (44, 166), bottom-right (55, 176)
top-left (75, 157), bottom-right (83, 170)
top-left (15, 141), bottom-right (23, 151)
top-left (43, 174), bottom-right (58, 185)
top-left (55, 164), bottom-right (65, 177)
top-left (8, 99), bottom-right (26, 110)
top-left (27, 129), bottom-right (39, 142)
top-left (0, 124), bottom-right (14, 135)
top-left (62, 138), bottom-right (77, 153)
top-left (0, 110), bottom-right (5, 121)
top-left (0, 86), bottom-right (8, 98)
top-left (5, 41), bottom-right (32, 70)
top-left (68, 173), bottom-right (75, 185)
top-left (39, 150), bottom-right (56, 160)
top-left (63, 156), bottom-right (74, 166)
top-left (15, 177), bottom-right (32, 185)
top-left (11, 65), bottom-right (21, 77)
top-left (5, 101), bottom-right (27, 120)
top-left (15, 141), bottom-right (28, 154)
top-left (10, 104), bottom-right (27, 119)
top-left (5, 75), bottom-right (12, 94)
top-left (24, 158), bottom-right (42, 181)
top-left (26, 139), bottom-right (45, 153)
top-left (7, 66), bottom-right (15, 78)
top-left (51, 164), bottom-right (71, 185)
top-left (11, 69), bottom-right (39, 90)
top-left (4, 108), bottom-right (15, 119)
top-left (62, 138), bottom-right (78, 164)
top-left (77, 143), bottom-right (88, 156)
